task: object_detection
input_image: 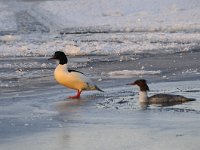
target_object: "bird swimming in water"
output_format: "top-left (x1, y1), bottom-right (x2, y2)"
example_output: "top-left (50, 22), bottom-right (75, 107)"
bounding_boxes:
top-left (127, 79), bottom-right (195, 104)
top-left (49, 51), bottom-right (103, 99)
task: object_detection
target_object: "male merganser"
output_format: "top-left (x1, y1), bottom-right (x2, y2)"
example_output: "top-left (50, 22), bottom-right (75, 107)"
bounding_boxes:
top-left (49, 51), bottom-right (103, 99)
top-left (128, 79), bottom-right (195, 103)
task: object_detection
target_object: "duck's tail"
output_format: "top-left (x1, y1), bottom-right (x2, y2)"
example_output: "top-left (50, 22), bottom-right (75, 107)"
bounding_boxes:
top-left (186, 98), bottom-right (195, 102)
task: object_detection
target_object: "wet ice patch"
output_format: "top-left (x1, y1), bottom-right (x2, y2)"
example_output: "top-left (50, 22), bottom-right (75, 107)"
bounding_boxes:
top-left (108, 70), bottom-right (161, 78)
top-left (33, 108), bottom-right (58, 116)
top-left (97, 95), bottom-right (137, 110)
top-left (97, 87), bottom-right (137, 110)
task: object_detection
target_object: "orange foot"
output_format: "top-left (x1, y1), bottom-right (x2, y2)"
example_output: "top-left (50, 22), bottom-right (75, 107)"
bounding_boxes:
top-left (68, 90), bottom-right (82, 99)
top-left (68, 95), bottom-right (80, 99)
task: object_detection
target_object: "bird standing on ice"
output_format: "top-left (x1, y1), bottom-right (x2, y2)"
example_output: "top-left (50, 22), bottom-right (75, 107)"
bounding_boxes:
top-left (127, 79), bottom-right (195, 104)
top-left (49, 51), bottom-right (103, 99)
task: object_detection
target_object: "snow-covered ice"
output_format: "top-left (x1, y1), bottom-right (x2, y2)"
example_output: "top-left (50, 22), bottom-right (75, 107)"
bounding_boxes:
top-left (0, 0), bottom-right (200, 56)
top-left (108, 69), bottom-right (161, 78)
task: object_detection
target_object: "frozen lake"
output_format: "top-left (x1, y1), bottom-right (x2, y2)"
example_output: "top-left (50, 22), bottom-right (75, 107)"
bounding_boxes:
top-left (0, 0), bottom-right (200, 150)
top-left (0, 52), bottom-right (200, 150)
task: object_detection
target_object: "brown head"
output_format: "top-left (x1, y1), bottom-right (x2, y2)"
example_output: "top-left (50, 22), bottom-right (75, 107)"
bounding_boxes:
top-left (127, 79), bottom-right (150, 91)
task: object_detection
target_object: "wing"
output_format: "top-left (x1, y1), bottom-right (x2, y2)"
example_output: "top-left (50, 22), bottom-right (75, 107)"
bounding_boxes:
top-left (149, 94), bottom-right (192, 103)
top-left (67, 69), bottom-right (102, 91)
top-left (68, 70), bottom-right (94, 85)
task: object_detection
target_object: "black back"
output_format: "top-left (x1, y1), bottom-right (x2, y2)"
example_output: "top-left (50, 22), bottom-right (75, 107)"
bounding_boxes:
top-left (68, 69), bottom-right (85, 75)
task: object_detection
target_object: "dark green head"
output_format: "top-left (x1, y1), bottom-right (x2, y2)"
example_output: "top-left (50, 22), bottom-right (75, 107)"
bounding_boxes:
top-left (49, 51), bottom-right (68, 65)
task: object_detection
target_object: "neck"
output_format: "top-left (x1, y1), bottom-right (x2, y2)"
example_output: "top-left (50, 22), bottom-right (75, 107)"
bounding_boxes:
top-left (139, 91), bottom-right (148, 103)
top-left (56, 64), bottom-right (68, 72)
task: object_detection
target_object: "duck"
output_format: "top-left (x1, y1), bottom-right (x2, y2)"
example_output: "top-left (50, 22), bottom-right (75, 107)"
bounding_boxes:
top-left (49, 51), bottom-right (103, 99)
top-left (127, 79), bottom-right (195, 104)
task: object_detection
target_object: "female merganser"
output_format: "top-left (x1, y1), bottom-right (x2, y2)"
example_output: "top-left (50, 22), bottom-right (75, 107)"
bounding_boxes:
top-left (128, 79), bottom-right (195, 103)
top-left (50, 51), bottom-right (103, 99)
